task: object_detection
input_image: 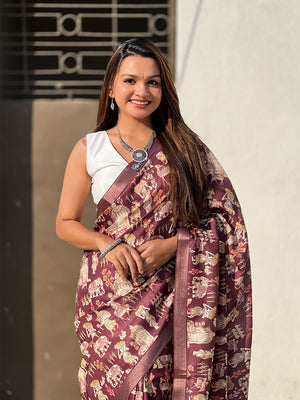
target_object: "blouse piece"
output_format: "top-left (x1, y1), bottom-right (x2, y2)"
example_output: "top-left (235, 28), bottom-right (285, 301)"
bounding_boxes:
top-left (86, 131), bottom-right (128, 204)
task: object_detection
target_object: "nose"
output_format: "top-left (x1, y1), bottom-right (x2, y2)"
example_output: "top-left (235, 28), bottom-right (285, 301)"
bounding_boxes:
top-left (134, 82), bottom-right (148, 97)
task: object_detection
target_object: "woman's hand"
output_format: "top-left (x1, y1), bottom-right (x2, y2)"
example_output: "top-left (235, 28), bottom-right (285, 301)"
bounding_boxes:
top-left (97, 236), bottom-right (144, 281)
top-left (137, 236), bottom-right (177, 277)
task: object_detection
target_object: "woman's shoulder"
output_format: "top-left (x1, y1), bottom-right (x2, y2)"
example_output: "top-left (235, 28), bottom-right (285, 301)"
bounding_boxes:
top-left (66, 137), bottom-right (88, 170)
top-left (69, 137), bottom-right (87, 159)
top-left (76, 136), bottom-right (87, 148)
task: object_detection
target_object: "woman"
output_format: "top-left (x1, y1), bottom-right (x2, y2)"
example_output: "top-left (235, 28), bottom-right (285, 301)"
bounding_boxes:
top-left (56, 38), bottom-right (252, 400)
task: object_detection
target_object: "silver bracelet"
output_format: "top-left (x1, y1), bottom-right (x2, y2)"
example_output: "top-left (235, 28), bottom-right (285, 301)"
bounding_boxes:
top-left (99, 238), bottom-right (122, 258)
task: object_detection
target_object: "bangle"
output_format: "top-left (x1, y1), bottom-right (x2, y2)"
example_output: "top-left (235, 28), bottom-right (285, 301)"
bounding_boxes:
top-left (99, 238), bottom-right (122, 258)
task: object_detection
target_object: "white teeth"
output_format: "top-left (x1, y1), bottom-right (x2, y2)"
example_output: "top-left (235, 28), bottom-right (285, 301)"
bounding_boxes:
top-left (131, 100), bottom-right (149, 105)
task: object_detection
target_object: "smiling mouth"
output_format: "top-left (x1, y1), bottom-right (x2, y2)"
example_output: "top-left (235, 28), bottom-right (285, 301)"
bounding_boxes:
top-left (129, 100), bottom-right (150, 105)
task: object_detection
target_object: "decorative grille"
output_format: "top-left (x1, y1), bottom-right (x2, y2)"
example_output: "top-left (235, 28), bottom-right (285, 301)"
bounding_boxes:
top-left (0, 0), bottom-right (175, 99)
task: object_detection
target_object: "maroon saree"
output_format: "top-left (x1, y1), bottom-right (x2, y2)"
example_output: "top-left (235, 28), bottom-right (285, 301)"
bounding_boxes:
top-left (74, 138), bottom-right (252, 400)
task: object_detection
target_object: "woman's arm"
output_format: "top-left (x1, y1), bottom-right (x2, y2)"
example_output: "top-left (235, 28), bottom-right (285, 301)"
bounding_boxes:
top-left (56, 137), bottom-right (143, 280)
top-left (56, 138), bottom-right (100, 249)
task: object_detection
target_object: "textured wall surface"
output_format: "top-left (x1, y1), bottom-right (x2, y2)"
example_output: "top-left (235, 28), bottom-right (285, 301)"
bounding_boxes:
top-left (176, 1), bottom-right (300, 399)
top-left (32, 100), bottom-right (97, 400)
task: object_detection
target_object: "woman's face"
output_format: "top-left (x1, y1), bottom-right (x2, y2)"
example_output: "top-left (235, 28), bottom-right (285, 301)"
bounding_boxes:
top-left (110, 55), bottom-right (162, 124)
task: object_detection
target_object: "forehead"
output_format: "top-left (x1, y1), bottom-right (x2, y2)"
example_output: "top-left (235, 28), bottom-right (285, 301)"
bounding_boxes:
top-left (117, 55), bottom-right (160, 77)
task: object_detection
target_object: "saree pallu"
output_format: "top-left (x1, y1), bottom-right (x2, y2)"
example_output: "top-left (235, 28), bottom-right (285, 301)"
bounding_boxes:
top-left (74, 138), bottom-right (252, 400)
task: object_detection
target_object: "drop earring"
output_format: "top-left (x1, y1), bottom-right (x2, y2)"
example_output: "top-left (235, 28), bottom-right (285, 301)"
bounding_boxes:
top-left (110, 98), bottom-right (115, 111)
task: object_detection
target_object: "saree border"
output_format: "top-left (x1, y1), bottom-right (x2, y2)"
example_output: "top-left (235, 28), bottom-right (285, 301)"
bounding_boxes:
top-left (173, 228), bottom-right (190, 399)
top-left (114, 320), bottom-right (173, 400)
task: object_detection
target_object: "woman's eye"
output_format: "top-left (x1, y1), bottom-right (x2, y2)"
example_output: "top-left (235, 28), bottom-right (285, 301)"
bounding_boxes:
top-left (124, 78), bottom-right (135, 84)
top-left (148, 80), bottom-right (159, 86)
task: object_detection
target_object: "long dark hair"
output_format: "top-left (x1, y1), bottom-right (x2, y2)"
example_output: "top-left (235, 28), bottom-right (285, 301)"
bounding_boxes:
top-left (95, 37), bottom-right (208, 226)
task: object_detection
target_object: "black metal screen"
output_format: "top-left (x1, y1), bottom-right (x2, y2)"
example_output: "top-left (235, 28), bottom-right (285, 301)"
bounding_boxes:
top-left (0, 0), bottom-right (175, 99)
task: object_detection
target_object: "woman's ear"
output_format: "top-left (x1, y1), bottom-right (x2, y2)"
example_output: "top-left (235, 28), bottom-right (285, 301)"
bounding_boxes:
top-left (109, 88), bottom-right (114, 98)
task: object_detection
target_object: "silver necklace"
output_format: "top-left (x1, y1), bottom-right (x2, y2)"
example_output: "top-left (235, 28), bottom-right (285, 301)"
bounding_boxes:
top-left (117, 125), bottom-right (155, 171)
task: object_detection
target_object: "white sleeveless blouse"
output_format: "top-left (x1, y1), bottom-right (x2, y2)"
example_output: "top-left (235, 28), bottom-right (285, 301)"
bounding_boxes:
top-left (86, 131), bottom-right (128, 204)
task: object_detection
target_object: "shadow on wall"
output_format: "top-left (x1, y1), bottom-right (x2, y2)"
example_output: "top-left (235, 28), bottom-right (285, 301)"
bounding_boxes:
top-left (0, 99), bottom-right (98, 400)
top-left (1, 101), bottom-right (33, 400)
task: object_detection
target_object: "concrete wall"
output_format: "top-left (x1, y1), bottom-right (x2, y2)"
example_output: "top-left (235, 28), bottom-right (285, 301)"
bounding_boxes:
top-left (176, 1), bottom-right (300, 399)
top-left (32, 100), bottom-right (98, 400)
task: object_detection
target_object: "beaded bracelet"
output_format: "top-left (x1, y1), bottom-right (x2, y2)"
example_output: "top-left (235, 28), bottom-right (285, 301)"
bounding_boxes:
top-left (99, 238), bottom-right (122, 259)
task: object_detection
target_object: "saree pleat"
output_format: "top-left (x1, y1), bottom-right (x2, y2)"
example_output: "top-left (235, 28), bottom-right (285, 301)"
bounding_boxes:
top-left (74, 140), bottom-right (252, 400)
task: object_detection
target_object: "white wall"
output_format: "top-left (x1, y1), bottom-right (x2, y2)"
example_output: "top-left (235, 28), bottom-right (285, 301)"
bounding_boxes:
top-left (176, 1), bottom-right (300, 399)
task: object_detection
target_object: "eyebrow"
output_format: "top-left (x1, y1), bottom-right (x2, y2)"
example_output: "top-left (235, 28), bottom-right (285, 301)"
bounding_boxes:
top-left (120, 73), bottom-right (161, 79)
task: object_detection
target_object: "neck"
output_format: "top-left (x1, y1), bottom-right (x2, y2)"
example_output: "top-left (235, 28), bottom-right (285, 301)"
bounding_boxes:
top-left (117, 115), bottom-right (153, 139)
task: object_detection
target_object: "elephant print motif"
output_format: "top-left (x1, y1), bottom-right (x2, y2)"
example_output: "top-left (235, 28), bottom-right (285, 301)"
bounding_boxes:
top-left (130, 325), bottom-right (157, 356)
top-left (112, 278), bottom-right (133, 298)
top-left (89, 277), bottom-right (105, 298)
top-left (106, 364), bottom-right (124, 387)
top-left (192, 348), bottom-right (214, 359)
top-left (96, 310), bottom-right (118, 334)
top-left (94, 335), bottom-right (111, 358)
top-left (106, 204), bottom-right (131, 236)
top-left (187, 321), bottom-right (214, 346)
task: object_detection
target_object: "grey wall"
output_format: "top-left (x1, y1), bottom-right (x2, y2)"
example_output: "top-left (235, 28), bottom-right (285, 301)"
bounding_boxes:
top-left (176, 1), bottom-right (300, 399)
top-left (31, 100), bottom-right (97, 400)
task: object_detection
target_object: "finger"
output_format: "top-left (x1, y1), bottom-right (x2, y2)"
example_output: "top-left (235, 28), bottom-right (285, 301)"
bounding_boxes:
top-left (130, 248), bottom-right (145, 275)
top-left (111, 257), bottom-right (128, 280)
top-left (109, 249), bottom-right (130, 279)
top-left (124, 250), bottom-right (140, 280)
top-left (137, 242), bottom-right (148, 252)
top-left (141, 264), bottom-right (156, 277)
top-left (138, 244), bottom-right (152, 260)
top-left (138, 248), bottom-right (148, 260)
top-left (140, 262), bottom-right (150, 277)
